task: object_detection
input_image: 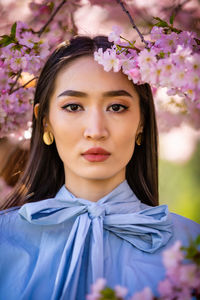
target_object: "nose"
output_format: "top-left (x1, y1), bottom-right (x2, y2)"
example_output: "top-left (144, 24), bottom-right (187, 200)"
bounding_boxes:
top-left (83, 108), bottom-right (109, 140)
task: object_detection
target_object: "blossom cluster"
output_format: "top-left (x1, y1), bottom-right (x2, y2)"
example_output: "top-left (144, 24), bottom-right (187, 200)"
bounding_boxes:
top-left (86, 236), bottom-right (200, 300)
top-left (94, 24), bottom-right (200, 117)
top-left (158, 240), bottom-right (200, 299)
top-left (0, 21), bottom-right (50, 138)
top-left (0, 0), bottom-right (80, 139)
top-left (0, 1), bottom-right (200, 138)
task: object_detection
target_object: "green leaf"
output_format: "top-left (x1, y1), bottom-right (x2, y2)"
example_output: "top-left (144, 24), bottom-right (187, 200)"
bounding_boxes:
top-left (11, 22), bottom-right (17, 38)
top-left (153, 17), bottom-right (169, 28)
top-left (11, 44), bottom-right (22, 51)
top-left (194, 38), bottom-right (200, 45)
top-left (0, 35), bottom-right (13, 46)
top-left (195, 234), bottom-right (200, 246)
top-left (100, 287), bottom-right (117, 300)
top-left (48, 2), bottom-right (55, 11)
top-left (159, 51), bottom-right (165, 58)
top-left (170, 14), bottom-right (175, 26)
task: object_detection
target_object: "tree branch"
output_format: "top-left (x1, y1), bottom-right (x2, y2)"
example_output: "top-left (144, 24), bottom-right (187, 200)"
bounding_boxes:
top-left (36, 0), bottom-right (67, 37)
top-left (116, 0), bottom-right (149, 48)
top-left (10, 76), bottom-right (38, 94)
top-left (9, 70), bottom-right (22, 94)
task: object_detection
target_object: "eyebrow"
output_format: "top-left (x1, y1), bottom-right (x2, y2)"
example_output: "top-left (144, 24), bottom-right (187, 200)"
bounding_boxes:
top-left (57, 89), bottom-right (133, 99)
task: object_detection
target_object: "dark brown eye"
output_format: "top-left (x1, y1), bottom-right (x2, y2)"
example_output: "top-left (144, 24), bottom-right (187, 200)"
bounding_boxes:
top-left (62, 104), bottom-right (83, 112)
top-left (108, 104), bottom-right (128, 112)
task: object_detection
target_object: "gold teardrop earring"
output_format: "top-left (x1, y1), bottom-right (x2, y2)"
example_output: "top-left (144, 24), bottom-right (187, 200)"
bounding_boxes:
top-left (136, 132), bottom-right (143, 146)
top-left (43, 131), bottom-right (54, 145)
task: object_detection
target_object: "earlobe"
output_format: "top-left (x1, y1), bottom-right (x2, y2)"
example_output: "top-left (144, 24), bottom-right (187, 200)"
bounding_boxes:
top-left (34, 103), bottom-right (39, 120)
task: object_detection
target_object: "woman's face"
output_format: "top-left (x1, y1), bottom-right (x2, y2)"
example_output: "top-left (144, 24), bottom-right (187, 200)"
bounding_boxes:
top-left (46, 55), bottom-right (142, 185)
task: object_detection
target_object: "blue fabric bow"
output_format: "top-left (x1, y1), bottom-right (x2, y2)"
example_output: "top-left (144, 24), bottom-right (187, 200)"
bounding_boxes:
top-left (19, 180), bottom-right (173, 300)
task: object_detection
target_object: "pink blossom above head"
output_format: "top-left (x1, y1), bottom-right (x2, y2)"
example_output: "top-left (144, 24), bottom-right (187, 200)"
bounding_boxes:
top-left (15, 21), bottom-right (29, 40)
top-left (138, 48), bottom-right (157, 68)
top-left (170, 65), bottom-right (187, 89)
top-left (158, 57), bottom-right (173, 87)
top-left (0, 69), bottom-right (11, 91)
top-left (127, 68), bottom-right (141, 84)
top-left (182, 87), bottom-right (198, 102)
top-left (150, 26), bottom-right (164, 40)
top-left (101, 48), bottom-right (121, 72)
top-left (171, 45), bottom-right (192, 65)
top-left (94, 48), bottom-right (104, 63)
top-left (120, 56), bottom-right (137, 73)
top-left (18, 31), bottom-right (39, 49)
top-left (10, 56), bottom-right (27, 72)
top-left (185, 70), bottom-right (200, 90)
top-left (178, 31), bottom-right (197, 49)
top-left (186, 53), bottom-right (200, 72)
top-left (158, 32), bottom-right (179, 53)
top-left (37, 40), bottom-right (50, 60)
top-left (108, 25), bottom-right (123, 43)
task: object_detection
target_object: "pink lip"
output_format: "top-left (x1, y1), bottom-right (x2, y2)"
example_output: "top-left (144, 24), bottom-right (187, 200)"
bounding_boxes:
top-left (82, 147), bottom-right (110, 162)
top-left (82, 147), bottom-right (110, 155)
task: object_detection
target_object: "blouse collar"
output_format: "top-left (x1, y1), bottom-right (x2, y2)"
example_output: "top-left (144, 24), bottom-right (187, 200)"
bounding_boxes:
top-left (19, 179), bottom-right (173, 253)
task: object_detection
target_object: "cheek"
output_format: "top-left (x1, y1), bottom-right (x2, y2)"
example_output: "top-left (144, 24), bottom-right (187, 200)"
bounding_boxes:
top-left (115, 118), bottom-right (138, 157)
top-left (48, 114), bottom-right (78, 157)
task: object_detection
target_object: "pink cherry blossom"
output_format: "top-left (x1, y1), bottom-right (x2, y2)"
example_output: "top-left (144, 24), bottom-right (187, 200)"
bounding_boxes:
top-left (18, 31), bottom-right (39, 49)
top-left (108, 25), bottom-right (122, 43)
top-left (127, 68), bottom-right (141, 84)
top-left (94, 47), bottom-right (121, 72)
top-left (137, 49), bottom-right (157, 68)
top-left (86, 278), bottom-right (106, 300)
top-left (162, 240), bottom-right (184, 270)
top-left (179, 264), bottom-right (200, 289)
top-left (114, 285), bottom-right (128, 298)
top-left (130, 287), bottom-right (153, 300)
top-left (150, 26), bottom-right (164, 40)
top-left (158, 278), bottom-right (174, 298)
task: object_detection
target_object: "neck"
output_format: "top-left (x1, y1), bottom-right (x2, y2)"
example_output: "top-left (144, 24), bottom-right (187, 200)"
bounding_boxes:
top-left (64, 172), bottom-right (126, 202)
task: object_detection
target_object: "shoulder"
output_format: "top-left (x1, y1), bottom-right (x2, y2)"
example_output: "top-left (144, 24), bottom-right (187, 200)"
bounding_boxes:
top-left (169, 212), bottom-right (200, 246)
top-left (0, 207), bottom-right (20, 235)
top-left (0, 207), bottom-right (19, 223)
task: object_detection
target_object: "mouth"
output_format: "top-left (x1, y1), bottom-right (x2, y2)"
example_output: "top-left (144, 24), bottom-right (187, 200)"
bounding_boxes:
top-left (82, 147), bottom-right (111, 162)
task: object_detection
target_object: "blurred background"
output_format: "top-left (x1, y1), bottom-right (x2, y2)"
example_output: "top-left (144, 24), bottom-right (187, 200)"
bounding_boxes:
top-left (0, 0), bottom-right (199, 222)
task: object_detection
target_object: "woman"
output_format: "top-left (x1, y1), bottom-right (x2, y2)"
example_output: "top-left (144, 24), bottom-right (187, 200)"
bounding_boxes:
top-left (0, 36), bottom-right (199, 300)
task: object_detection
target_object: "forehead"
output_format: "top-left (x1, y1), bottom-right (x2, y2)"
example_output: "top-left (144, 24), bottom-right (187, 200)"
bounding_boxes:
top-left (52, 55), bottom-right (138, 96)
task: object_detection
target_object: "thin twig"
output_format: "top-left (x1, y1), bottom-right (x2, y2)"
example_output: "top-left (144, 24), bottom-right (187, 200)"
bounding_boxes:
top-left (10, 76), bottom-right (38, 94)
top-left (116, 0), bottom-right (149, 48)
top-left (36, 0), bottom-right (67, 37)
top-left (9, 1), bottom-right (67, 94)
top-left (9, 70), bottom-right (22, 94)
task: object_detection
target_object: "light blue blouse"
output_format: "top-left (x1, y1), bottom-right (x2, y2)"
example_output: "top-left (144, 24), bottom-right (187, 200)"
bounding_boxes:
top-left (0, 180), bottom-right (199, 300)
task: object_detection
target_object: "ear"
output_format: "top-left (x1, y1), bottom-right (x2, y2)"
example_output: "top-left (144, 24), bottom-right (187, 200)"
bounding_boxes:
top-left (34, 103), bottom-right (39, 120)
top-left (136, 119), bottom-right (144, 135)
top-left (42, 116), bottom-right (48, 131)
top-left (42, 115), bottom-right (53, 134)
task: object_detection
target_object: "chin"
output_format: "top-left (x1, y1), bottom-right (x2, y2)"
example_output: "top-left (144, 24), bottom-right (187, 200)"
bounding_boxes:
top-left (80, 169), bottom-right (121, 181)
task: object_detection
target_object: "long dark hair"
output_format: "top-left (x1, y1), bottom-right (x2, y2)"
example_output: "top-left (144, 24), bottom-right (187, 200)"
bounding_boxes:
top-left (1, 35), bottom-right (158, 210)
